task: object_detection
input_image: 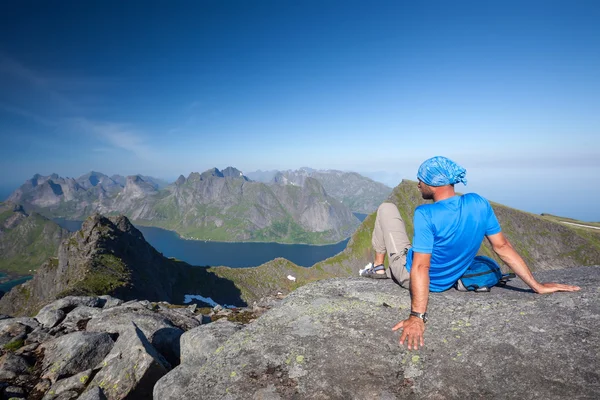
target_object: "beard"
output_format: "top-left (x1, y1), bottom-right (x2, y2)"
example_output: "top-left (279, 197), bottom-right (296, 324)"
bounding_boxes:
top-left (420, 190), bottom-right (434, 200)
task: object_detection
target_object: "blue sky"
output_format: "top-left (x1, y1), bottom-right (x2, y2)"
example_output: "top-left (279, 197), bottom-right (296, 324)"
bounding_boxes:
top-left (0, 0), bottom-right (599, 220)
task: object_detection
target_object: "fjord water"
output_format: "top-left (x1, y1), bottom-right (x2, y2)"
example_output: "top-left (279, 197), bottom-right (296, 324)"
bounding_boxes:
top-left (54, 219), bottom-right (351, 268)
top-left (0, 272), bottom-right (32, 293)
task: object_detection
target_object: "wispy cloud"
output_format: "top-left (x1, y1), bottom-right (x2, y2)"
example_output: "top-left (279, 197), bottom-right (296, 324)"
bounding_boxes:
top-left (0, 103), bottom-right (57, 127)
top-left (0, 52), bottom-right (77, 112)
top-left (0, 53), bottom-right (157, 161)
top-left (68, 118), bottom-right (156, 160)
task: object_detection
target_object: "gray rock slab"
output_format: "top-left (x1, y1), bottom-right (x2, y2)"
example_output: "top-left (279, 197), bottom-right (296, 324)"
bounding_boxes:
top-left (180, 318), bottom-right (243, 366)
top-left (155, 307), bottom-right (201, 331)
top-left (86, 306), bottom-right (181, 366)
top-left (41, 332), bottom-right (115, 382)
top-left (37, 309), bottom-right (66, 329)
top-left (0, 322), bottom-right (28, 346)
top-left (98, 296), bottom-right (123, 310)
top-left (77, 386), bottom-right (107, 400)
top-left (158, 266), bottom-right (600, 400)
top-left (0, 352), bottom-right (32, 381)
top-left (54, 391), bottom-right (79, 400)
top-left (87, 322), bottom-right (169, 400)
top-left (154, 319), bottom-right (243, 400)
top-left (59, 306), bottom-right (102, 331)
top-left (0, 317), bottom-right (39, 331)
top-left (42, 369), bottom-right (92, 400)
top-left (31, 379), bottom-right (52, 398)
top-left (152, 364), bottom-right (195, 400)
top-left (26, 327), bottom-right (52, 344)
top-left (14, 342), bottom-right (39, 356)
top-left (36, 297), bottom-right (102, 328)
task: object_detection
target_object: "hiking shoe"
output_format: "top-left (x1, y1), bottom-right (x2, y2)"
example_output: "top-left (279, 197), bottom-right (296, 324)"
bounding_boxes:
top-left (359, 263), bottom-right (388, 279)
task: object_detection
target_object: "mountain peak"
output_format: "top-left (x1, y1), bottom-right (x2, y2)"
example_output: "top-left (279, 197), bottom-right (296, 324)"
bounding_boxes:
top-left (222, 167), bottom-right (249, 181)
top-left (175, 175), bottom-right (186, 185)
top-left (0, 213), bottom-right (178, 316)
top-left (200, 168), bottom-right (224, 179)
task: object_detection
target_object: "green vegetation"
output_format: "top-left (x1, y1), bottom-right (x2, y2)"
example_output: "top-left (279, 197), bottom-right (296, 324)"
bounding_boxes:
top-left (58, 253), bottom-right (131, 297)
top-left (0, 204), bottom-right (67, 276)
top-left (3, 338), bottom-right (25, 351)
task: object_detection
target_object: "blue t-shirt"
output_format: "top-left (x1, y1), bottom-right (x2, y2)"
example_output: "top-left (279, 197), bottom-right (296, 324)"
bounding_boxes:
top-left (405, 193), bottom-right (501, 292)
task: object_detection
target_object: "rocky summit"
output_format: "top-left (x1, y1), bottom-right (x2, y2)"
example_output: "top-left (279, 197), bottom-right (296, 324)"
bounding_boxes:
top-left (0, 267), bottom-right (597, 399)
top-left (0, 214), bottom-right (186, 317)
top-left (154, 266), bottom-right (600, 399)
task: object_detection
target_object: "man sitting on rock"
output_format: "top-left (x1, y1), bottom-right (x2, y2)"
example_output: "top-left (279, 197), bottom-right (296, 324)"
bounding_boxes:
top-left (359, 156), bottom-right (580, 350)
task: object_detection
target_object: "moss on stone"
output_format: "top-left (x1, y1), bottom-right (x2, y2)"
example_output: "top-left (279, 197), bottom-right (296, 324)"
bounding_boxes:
top-left (3, 338), bottom-right (25, 351)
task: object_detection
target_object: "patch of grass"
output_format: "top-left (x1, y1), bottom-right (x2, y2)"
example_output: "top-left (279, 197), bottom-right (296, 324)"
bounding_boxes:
top-left (3, 338), bottom-right (25, 351)
top-left (58, 253), bottom-right (130, 297)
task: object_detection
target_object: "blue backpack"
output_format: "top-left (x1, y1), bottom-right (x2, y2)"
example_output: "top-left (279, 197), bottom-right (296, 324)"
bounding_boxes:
top-left (455, 256), bottom-right (514, 292)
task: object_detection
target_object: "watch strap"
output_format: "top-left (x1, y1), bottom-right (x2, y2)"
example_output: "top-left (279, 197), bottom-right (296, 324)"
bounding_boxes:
top-left (410, 311), bottom-right (428, 322)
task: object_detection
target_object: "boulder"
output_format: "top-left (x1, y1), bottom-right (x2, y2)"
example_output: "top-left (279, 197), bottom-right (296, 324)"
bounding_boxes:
top-left (42, 369), bottom-right (92, 400)
top-left (86, 323), bottom-right (169, 400)
top-left (53, 391), bottom-right (78, 400)
top-left (36, 297), bottom-right (102, 328)
top-left (154, 266), bottom-right (600, 399)
top-left (180, 318), bottom-right (242, 366)
top-left (14, 342), bottom-right (39, 356)
top-left (152, 364), bottom-right (195, 400)
top-left (76, 386), bottom-right (107, 400)
top-left (0, 317), bottom-right (39, 331)
top-left (0, 352), bottom-right (32, 381)
top-left (26, 327), bottom-right (52, 344)
top-left (98, 296), bottom-right (123, 310)
top-left (153, 318), bottom-right (242, 398)
top-left (155, 306), bottom-right (201, 331)
top-left (40, 332), bottom-right (115, 382)
top-left (0, 321), bottom-right (28, 347)
top-left (86, 306), bottom-right (182, 366)
top-left (58, 306), bottom-right (102, 331)
top-left (38, 309), bottom-right (66, 329)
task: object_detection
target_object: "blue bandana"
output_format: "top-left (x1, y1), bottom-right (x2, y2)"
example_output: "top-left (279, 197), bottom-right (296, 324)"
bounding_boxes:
top-left (417, 156), bottom-right (467, 187)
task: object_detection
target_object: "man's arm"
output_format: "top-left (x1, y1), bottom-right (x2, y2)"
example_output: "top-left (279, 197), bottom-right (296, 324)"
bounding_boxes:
top-left (392, 252), bottom-right (431, 349)
top-left (486, 232), bottom-right (580, 293)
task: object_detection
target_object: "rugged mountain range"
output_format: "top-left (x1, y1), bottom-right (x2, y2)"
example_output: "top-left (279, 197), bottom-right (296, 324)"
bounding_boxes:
top-left (247, 167), bottom-right (392, 213)
top-left (8, 168), bottom-right (360, 244)
top-left (0, 201), bottom-right (68, 276)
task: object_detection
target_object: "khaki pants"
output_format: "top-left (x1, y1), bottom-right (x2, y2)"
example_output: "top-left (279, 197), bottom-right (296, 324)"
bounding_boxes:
top-left (372, 203), bottom-right (412, 288)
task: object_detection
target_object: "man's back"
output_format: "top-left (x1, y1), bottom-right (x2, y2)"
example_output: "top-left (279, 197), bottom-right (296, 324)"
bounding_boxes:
top-left (406, 193), bottom-right (501, 291)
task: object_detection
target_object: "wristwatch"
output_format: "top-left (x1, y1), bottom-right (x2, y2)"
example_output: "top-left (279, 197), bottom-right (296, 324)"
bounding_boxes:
top-left (410, 311), bottom-right (428, 323)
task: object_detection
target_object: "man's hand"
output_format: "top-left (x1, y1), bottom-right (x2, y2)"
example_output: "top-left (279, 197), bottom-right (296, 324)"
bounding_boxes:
top-left (392, 316), bottom-right (425, 349)
top-left (534, 282), bottom-right (581, 294)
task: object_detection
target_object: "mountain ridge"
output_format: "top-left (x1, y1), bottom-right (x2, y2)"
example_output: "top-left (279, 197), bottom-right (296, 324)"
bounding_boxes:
top-left (8, 168), bottom-right (360, 245)
top-left (0, 201), bottom-right (68, 277)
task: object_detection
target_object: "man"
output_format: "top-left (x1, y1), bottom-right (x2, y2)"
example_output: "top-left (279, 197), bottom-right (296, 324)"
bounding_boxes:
top-left (359, 156), bottom-right (580, 350)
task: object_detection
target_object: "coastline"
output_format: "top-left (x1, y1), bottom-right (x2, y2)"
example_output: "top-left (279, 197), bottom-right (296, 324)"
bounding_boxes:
top-left (56, 218), bottom-right (355, 247)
